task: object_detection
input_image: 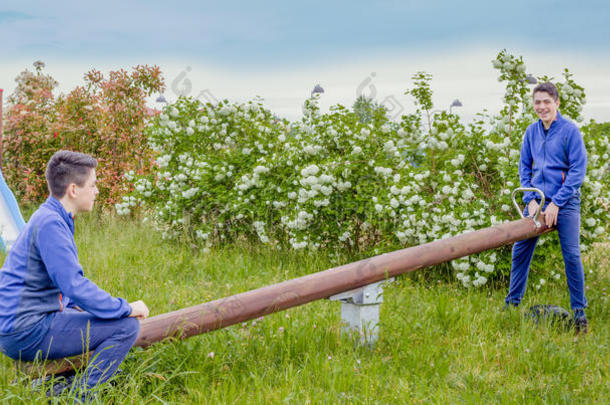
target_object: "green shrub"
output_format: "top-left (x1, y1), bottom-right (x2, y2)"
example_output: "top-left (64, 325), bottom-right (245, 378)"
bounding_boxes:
top-left (119, 50), bottom-right (609, 287)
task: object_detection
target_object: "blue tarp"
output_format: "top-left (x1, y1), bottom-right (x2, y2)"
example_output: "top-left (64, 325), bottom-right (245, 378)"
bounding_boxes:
top-left (0, 169), bottom-right (25, 252)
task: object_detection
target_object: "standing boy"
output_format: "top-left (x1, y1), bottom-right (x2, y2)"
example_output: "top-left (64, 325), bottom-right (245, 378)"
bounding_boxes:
top-left (0, 150), bottom-right (149, 396)
top-left (505, 82), bottom-right (588, 333)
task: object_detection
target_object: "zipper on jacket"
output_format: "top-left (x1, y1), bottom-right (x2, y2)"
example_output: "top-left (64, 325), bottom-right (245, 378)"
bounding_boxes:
top-left (541, 128), bottom-right (547, 198)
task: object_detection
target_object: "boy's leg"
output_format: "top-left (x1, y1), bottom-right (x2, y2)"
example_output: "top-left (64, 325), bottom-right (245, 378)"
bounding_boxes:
top-left (556, 201), bottom-right (587, 313)
top-left (36, 309), bottom-right (140, 389)
top-left (505, 235), bottom-right (539, 306)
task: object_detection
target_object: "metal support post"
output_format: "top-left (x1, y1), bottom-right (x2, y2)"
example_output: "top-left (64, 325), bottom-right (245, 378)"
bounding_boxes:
top-left (329, 278), bottom-right (394, 345)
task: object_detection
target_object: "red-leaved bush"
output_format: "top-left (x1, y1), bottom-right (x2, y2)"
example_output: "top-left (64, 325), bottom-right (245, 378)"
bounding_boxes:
top-left (1, 61), bottom-right (165, 206)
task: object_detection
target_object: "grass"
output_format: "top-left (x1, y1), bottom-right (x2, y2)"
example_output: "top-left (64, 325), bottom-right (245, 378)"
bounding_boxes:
top-left (0, 212), bottom-right (608, 404)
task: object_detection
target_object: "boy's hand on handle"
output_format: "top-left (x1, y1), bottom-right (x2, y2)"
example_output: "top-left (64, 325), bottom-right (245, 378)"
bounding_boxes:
top-left (129, 300), bottom-right (149, 319)
top-left (543, 202), bottom-right (559, 228)
top-left (527, 200), bottom-right (539, 217)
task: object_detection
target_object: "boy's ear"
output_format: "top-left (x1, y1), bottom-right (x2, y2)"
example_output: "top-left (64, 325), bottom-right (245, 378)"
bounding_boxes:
top-left (65, 183), bottom-right (78, 198)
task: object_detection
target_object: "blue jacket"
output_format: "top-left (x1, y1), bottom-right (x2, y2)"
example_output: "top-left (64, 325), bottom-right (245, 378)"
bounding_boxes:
top-left (519, 112), bottom-right (587, 207)
top-left (0, 197), bottom-right (131, 334)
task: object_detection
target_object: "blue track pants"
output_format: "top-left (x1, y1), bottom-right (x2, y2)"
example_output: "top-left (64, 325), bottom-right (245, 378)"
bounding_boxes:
top-left (505, 197), bottom-right (587, 312)
top-left (0, 308), bottom-right (139, 391)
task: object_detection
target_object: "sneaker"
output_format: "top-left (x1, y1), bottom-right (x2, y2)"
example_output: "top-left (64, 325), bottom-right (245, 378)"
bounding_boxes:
top-left (47, 374), bottom-right (76, 397)
top-left (30, 370), bottom-right (76, 398)
top-left (574, 317), bottom-right (589, 335)
top-left (527, 304), bottom-right (571, 326)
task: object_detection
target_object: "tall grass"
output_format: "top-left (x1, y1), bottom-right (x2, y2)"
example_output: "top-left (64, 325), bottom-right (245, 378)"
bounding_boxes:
top-left (0, 212), bottom-right (608, 404)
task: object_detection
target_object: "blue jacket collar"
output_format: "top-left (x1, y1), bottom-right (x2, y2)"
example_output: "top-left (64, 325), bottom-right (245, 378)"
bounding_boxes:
top-left (44, 196), bottom-right (75, 234)
top-left (538, 111), bottom-right (563, 131)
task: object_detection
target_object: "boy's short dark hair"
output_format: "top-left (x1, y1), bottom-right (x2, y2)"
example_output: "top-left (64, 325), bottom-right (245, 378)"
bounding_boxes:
top-left (533, 82), bottom-right (559, 101)
top-left (45, 150), bottom-right (98, 198)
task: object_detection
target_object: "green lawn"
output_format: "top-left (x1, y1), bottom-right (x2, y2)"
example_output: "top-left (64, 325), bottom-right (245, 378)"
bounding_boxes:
top-left (1, 213), bottom-right (608, 404)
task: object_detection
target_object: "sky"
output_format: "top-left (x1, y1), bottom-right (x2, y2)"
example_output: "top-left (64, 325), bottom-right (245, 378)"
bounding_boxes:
top-left (1, 0), bottom-right (609, 122)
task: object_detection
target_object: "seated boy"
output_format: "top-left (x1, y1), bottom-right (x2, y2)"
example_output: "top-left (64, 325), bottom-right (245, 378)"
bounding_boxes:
top-left (0, 150), bottom-right (148, 396)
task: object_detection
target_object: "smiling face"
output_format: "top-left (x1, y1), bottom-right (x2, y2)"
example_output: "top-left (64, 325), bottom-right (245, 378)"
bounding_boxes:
top-left (533, 91), bottom-right (560, 128)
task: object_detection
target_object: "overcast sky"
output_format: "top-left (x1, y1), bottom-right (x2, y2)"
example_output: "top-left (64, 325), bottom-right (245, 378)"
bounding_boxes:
top-left (1, 1), bottom-right (609, 122)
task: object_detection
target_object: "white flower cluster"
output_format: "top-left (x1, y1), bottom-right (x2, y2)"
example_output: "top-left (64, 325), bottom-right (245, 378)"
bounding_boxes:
top-left (253, 221), bottom-right (270, 244)
top-left (124, 170), bottom-right (135, 181)
top-left (282, 211), bottom-right (314, 231)
top-left (374, 166), bottom-right (393, 178)
top-left (338, 231), bottom-right (351, 243)
top-left (485, 137), bottom-right (511, 152)
top-left (303, 144), bottom-right (324, 155)
top-left (450, 154), bottom-right (465, 167)
top-left (253, 165), bottom-right (270, 175)
top-left (115, 195), bottom-right (138, 216)
top-left (472, 274), bottom-right (488, 287)
top-left (134, 178), bottom-right (153, 198)
top-left (181, 187), bottom-right (199, 199)
top-left (156, 154), bottom-right (171, 168)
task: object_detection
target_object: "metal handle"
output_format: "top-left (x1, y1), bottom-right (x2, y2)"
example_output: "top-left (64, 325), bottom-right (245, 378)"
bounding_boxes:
top-left (511, 187), bottom-right (545, 225)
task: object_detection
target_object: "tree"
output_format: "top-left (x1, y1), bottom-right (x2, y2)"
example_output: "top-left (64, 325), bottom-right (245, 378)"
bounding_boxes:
top-left (352, 95), bottom-right (384, 123)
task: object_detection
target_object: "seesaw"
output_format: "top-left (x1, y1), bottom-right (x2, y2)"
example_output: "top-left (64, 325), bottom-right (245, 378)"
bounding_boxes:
top-left (20, 188), bottom-right (552, 377)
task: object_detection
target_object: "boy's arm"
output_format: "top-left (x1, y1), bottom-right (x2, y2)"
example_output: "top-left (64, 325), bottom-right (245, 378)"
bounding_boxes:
top-left (552, 127), bottom-right (587, 207)
top-left (37, 219), bottom-right (132, 319)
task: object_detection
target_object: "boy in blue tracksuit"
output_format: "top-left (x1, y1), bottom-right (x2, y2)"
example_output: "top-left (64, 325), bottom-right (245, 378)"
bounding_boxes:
top-left (505, 82), bottom-right (588, 333)
top-left (0, 150), bottom-right (149, 396)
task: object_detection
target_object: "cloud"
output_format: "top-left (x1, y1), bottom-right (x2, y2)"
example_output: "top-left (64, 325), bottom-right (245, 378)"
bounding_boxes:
top-left (1, 1), bottom-right (609, 66)
top-left (2, 2), bottom-right (609, 123)
top-left (1, 47), bottom-right (609, 125)
top-left (0, 11), bottom-right (33, 23)
top-left (0, 2), bottom-right (276, 60)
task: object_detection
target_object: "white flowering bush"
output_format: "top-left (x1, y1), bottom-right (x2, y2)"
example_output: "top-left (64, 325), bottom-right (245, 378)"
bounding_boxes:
top-left (118, 51), bottom-right (609, 288)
